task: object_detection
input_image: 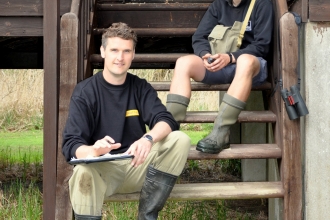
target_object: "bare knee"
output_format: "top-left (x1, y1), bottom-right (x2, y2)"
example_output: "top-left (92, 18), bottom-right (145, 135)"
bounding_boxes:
top-left (236, 54), bottom-right (260, 77)
top-left (174, 55), bottom-right (205, 80)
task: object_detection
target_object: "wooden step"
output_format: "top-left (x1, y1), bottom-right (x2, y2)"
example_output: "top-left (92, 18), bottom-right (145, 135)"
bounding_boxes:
top-left (105, 181), bottom-right (284, 202)
top-left (151, 81), bottom-right (272, 91)
top-left (90, 53), bottom-right (187, 64)
top-left (93, 27), bottom-right (196, 36)
top-left (95, 3), bottom-right (210, 29)
top-left (97, 3), bottom-right (210, 11)
top-left (188, 144), bottom-right (281, 160)
top-left (183, 111), bottom-right (277, 123)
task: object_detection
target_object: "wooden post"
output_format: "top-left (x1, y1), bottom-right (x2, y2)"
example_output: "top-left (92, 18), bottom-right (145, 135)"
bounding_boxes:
top-left (280, 12), bottom-right (303, 220)
top-left (43, 0), bottom-right (60, 219)
top-left (55, 12), bottom-right (80, 219)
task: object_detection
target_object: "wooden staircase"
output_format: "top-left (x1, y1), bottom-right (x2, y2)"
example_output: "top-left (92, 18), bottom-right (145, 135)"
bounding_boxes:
top-left (56, 0), bottom-right (303, 219)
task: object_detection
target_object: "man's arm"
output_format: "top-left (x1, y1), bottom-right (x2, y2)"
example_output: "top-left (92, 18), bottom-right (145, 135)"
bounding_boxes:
top-left (62, 94), bottom-right (95, 161)
top-left (75, 136), bottom-right (121, 159)
top-left (125, 121), bottom-right (172, 167)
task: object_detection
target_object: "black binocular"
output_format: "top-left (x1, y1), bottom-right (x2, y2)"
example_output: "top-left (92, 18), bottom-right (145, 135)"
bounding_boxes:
top-left (281, 84), bottom-right (309, 120)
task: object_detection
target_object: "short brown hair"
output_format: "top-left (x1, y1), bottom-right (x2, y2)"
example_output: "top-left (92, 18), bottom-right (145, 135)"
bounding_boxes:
top-left (101, 22), bottom-right (137, 48)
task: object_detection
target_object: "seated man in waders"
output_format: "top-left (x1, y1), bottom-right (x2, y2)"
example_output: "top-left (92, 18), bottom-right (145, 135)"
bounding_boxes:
top-left (62, 22), bottom-right (191, 219)
top-left (166, 0), bottom-right (274, 154)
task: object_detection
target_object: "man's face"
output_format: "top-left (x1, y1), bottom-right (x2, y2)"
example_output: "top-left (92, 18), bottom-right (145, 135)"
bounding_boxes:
top-left (100, 37), bottom-right (135, 78)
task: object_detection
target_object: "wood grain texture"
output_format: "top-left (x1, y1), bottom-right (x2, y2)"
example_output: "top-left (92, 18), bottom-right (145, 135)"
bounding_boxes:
top-left (309, 0), bottom-right (330, 21)
top-left (55, 12), bottom-right (79, 220)
top-left (279, 12), bottom-right (302, 220)
top-left (106, 182), bottom-right (284, 202)
top-left (43, 0), bottom-right (60, 219)
top-left (0, 0), bottom-right (71, 16)
top-left (0, 17), bottom-right (42, 36)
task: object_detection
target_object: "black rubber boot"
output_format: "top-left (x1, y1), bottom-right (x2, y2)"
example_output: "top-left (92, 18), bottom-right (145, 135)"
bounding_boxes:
top-left (74, 213), bottom-right (102, 220)
top-left (166, 94), bottom-right (190, 121)
top-left (196, 93), bottom-right (246, 154)
top-left (138, 165), bottom-right (177, 220)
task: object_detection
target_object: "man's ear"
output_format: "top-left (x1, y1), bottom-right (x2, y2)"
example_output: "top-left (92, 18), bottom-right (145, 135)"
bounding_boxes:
top-left (132, 49), bottom-right (135, 60)
top-left (100, 46), bottom-right (105, 58)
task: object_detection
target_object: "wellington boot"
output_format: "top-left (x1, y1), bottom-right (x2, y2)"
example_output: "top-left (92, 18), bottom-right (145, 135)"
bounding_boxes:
top-left (166, 94), bottom-right (190, 121)
top-left (196, 93), bottom-right (246, 154)
top-left (138, 165), bottom-right (177, 220)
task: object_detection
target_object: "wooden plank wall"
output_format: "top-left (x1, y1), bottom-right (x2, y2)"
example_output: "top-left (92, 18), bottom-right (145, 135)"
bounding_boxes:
top-left (0, 0), bottom-right (71, 36)
top-left (309, 0), bottom-right (330, 21)
top-left (291, 0), bottom-right (330, 22)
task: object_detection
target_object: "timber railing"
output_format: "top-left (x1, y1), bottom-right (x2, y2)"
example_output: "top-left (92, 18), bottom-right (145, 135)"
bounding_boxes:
top-left (57, 0), bottom-right (96, 219)
top-left (55, 0), bottom-right (303, 219)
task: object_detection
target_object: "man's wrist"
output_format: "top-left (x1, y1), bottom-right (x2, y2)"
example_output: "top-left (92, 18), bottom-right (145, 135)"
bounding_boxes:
top-left (143, 134), bottom-right (154, 145)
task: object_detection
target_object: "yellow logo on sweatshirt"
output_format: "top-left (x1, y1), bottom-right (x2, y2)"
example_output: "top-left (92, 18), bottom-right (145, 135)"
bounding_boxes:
top-left (126, 110), bottom-right (139, 117)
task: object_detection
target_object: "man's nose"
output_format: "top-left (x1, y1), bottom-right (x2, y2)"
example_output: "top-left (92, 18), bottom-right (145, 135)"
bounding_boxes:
top-left (117, 52), bottom-right (124, 60)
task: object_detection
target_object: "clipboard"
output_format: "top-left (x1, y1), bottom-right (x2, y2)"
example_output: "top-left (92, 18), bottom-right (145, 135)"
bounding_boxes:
top-left (68, 153), bottom-right (134, 165)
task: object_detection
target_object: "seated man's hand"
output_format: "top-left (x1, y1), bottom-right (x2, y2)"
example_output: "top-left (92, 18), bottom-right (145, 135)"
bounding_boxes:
top-left (125, 137), bottom-right (152, 167)
top-left (90, 136), bottom-right (121, 157)
top-left (202, 53), bottom-right (230, 72)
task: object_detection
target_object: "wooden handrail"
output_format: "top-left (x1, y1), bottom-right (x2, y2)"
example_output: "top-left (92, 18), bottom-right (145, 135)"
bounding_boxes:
top-left (70, 0), bottom-right (82, 16)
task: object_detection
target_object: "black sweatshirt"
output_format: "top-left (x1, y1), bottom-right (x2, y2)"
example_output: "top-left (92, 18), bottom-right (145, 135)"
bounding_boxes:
top-left (192, 0), bottom-right (274, 60)
top-left (62, 71), bottom-right (179, 162)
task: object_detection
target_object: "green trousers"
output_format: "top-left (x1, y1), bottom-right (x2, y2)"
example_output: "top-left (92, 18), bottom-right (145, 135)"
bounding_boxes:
top-left (69, 131), bottom-right (191, 216)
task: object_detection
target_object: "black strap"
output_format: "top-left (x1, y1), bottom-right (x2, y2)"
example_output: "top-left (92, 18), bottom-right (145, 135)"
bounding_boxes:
top-left (291, 12), bottom-right (302, 91)
top-left (227, 52), bottom-right (232, 64)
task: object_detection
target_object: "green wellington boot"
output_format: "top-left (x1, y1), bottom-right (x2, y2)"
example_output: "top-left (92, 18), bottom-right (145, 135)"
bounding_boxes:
top-left (196, 93), bottom-right (246, 154)
top-left (166, 94), bottom-right (190, 122)
top-left (138, 165), bottom-right (177, 220)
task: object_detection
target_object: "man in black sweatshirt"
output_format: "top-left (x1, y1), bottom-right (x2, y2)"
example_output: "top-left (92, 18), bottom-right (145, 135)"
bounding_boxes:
top-left (166, 0), bottom-right (273, 154)
top-left (62, 22), bottom-right (191, 219)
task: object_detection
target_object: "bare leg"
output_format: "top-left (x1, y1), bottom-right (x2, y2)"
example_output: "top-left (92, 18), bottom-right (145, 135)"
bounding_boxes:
top-left (227, 54), bottom-right (261, 101)
top-left (169, 54), bottom-right (206, 98)
top-left (166, 55), bottom-right (206, 121)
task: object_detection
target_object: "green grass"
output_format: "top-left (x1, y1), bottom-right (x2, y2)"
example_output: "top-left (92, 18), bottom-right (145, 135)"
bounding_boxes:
top-left (0, 130), bottom-right (43, 164)
top-left (0, 130), bottom-right (43, 147)
top-left (0, 181), bottom-right (43, 219)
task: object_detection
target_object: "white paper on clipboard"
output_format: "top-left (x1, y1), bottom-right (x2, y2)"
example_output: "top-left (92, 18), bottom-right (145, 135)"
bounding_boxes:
top-left (68, 153), bottom-right (134, 165)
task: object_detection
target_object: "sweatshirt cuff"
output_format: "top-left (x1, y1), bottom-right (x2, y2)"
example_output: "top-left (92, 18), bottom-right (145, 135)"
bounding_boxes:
top-left (232, 51), bottom-right (242, 61)
top-left (71, 143), bottom-right (83, 159)
top-left (199, 50), bottom-right (210, 58)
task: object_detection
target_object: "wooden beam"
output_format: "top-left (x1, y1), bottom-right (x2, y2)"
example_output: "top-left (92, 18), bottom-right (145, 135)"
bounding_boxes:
top-left (309, 0), bottom-right (330, 21)
top-left (0, 0), bottom-right (71, 16)
top-left (97, 3), bottom-right (210, 11)
top-left (183, 111), bottom-right (277, 123)
top-left (279, 12), bottom-right (302, 220)
top-left (43, 0), bottom-right (60, 219)
top-left (105, 182), bottom-right (284, 202)
top-left (96, 11), bottom-right (206, 28)
top-left (0, 17), bottom-right (42, 36)
top-left (188, 144), bottom-right (282, 159)
top-left (150, 81), bottom-right (272, 91)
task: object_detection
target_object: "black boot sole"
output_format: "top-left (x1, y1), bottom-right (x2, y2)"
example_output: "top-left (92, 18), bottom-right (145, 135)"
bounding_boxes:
top-left (196, 142), bottom-right (230, 154)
